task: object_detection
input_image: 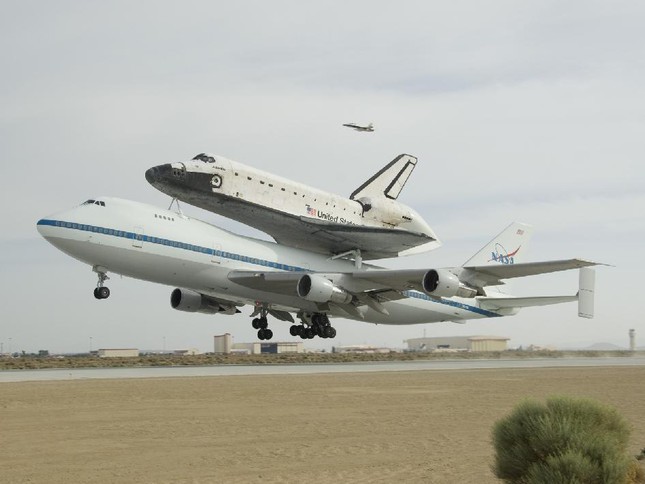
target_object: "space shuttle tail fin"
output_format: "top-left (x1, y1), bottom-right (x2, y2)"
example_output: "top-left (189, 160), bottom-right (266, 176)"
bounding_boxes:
top-left (350, 154), bottom-right (417, 201)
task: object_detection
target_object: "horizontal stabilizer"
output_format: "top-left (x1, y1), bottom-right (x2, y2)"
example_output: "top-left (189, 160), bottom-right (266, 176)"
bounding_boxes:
top-left (479, 295), bottom-right (577, 311)
top-left (460, 259), bottom-right (604, 288)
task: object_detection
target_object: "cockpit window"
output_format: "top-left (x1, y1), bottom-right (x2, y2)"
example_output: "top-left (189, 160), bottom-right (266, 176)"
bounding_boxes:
top-left (192, 153), bottom-right (216, 163)
top-left (81, 199), bottom-right (105, 207)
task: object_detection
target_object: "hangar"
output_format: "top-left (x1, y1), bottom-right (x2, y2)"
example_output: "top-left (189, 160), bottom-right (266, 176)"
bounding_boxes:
top-left (405, 335), bottom-right (510, 352)
top-left (97, 348), bottom-right (139, 358)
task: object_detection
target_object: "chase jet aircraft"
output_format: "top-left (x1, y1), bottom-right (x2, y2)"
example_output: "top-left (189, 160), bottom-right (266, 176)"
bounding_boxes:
top-left (146, 153), bottom-right (440, 262)
top-left (37, 198), bottom-right (601, 341)
top-left (343, 122), bottom-right (374, 132)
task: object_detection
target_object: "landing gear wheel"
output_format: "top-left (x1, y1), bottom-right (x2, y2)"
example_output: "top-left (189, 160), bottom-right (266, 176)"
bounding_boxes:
top-left (97, 286), bottom-right (110, 299)
top-left (329, 327), bottom-right (337, 338)
top-left (93, 288), bottom-right (100, 299)
top-left (289, 325), bottom-right (300, 336)
top-left (258, 328), bottom-right (273, 341)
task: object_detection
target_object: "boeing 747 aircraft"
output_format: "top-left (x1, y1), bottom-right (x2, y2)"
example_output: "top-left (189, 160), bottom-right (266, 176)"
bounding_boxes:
top-left (37, 197), bottom-right (600, 341)
top-left (145, 153), bottom-right (440, 263)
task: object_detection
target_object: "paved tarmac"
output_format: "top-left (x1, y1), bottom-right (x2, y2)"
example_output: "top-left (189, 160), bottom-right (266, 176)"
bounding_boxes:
top-left (2, 356), bottom-right (645, 382)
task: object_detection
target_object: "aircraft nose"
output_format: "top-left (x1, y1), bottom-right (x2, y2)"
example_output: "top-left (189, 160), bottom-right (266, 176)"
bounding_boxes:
top-left (145, 163), bottom-right (186, 186)
top-left (145, 164), bottom-right (169, 184)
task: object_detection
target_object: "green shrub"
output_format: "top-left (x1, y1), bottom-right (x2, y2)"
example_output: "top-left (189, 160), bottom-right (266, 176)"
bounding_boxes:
top-left (492, 396), bottom-right (634, 483)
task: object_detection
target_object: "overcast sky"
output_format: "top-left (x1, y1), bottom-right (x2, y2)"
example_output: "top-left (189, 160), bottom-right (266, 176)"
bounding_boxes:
top-left (1, 1), bottom-right (644, 354)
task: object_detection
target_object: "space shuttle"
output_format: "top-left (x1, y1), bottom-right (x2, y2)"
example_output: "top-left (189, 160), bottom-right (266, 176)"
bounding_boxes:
top-left (145, 153), bottom-right (440, 262)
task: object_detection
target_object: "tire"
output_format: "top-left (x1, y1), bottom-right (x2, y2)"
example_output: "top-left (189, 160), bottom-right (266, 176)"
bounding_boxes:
top-left (259, 317), bottom-right (268, 330)
top-left (289, 325), bottom-right (299, 336)
top-left (211, 174), bottom-right (223, 189)
top-left (329, 327), bottom-right (337, 338)
top-left (93, 288), bottom-right (101, 299)
top-left (98, 287), bottom-right (110, 299)
top-left (257, 329), bottom-right (266, 340)
top-left (265, 329), bottom-right (273, 340)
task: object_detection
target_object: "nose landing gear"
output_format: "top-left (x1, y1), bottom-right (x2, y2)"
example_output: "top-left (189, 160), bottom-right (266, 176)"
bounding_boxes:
top-left (93, 266), bottom-right (110, 300)
top-left (250, 306), bottom-right (274, 340)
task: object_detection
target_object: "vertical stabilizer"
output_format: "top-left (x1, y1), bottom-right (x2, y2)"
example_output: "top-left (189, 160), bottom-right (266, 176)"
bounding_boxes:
top-left (462, 222), bottom-right (534, 267)
top-left (578, 267), bottom-right (595, 319)
top-left (350, 154), bottom-right (417, 201)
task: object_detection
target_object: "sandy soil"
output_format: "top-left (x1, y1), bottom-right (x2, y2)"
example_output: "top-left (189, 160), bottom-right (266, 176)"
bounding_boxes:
top-left (1, 366), bottom-right (644, 483)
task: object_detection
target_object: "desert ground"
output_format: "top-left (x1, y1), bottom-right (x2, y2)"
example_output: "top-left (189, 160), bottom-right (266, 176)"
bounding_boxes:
top-left (1, 366), bottom-right (644, 483)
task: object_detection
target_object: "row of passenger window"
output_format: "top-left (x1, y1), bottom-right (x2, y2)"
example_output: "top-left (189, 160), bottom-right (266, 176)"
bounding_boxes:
top-left (56, 220), bottom-right (305, 272)
top-left (55, 221), bottom-right (127, 237)
top-left (154, 213), bottom-right (175, 221)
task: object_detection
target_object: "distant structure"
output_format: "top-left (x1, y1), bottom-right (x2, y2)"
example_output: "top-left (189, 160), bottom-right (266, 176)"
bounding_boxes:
top-left (98, 348), bottom-right (139, 358)
top-left (174, 348), bottom-right (201, 356)
top-left (232, 342), bottom-right (303, 355)
top-left (332, 345), bottom-right (392, 354)
top-left (629, 329), bottom-right (636, 352)
top-left (214, 333), bottom-right (232, 354)
top-left (405, 335), bottom-right (510, 352)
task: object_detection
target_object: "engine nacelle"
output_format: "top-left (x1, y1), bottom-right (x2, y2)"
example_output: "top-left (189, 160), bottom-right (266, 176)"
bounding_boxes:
top-left (297, 274), bottom-right (353, 305)
top-left (422, 269), bottom-right (477, 298)
top-left (357, 197), bottom-right (413, 226)
top-left (170, 288), bottom-right (238, 315)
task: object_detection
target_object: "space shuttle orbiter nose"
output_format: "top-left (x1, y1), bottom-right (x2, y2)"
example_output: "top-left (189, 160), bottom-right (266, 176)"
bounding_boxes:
top-left (145, 164), bottom-right (172, 185)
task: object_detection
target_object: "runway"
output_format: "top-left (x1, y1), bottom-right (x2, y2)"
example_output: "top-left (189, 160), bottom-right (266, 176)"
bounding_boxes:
top-left (2, 356), bottom-right (644, 382)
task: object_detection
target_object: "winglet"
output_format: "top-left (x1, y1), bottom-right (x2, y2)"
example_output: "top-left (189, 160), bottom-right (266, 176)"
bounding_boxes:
top-left (578, 267), bottom-right (595, 319)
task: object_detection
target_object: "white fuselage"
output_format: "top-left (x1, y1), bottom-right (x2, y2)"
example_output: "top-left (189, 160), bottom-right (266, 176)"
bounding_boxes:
top-left (37, 197), bottom-right (500, 326)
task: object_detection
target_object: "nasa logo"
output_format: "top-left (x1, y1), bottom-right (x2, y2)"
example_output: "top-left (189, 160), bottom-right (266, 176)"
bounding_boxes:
top-left (489, 243), bottom-right (521, 265)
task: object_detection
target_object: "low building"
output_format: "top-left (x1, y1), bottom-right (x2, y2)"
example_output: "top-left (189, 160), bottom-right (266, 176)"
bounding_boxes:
top-left (174, 348), bottom-right (201, 356)
top-left (232, 342), bottom-right (303, 355)
top-left (97, 348), bottom-right (139, 358)
top-left (332, 345), bottom-right (392, 354)
top-left (405, 335), bottom-right (510, 352)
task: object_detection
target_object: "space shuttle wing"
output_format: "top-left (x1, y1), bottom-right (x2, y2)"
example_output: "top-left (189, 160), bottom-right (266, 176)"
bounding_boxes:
top-left (284, 216), bottom-right (438, 260)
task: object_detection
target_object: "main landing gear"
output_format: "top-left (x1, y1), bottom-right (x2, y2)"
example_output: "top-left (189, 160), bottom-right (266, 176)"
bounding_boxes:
top-left (93, 267), bottom-right (110, 300)
top-left (290, 313), bottom-right (336, 340)
top-left (251, 311), bottom-right (274, 341)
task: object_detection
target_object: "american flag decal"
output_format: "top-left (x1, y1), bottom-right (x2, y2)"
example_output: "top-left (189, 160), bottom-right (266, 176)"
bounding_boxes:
top-left (306, 205), bottom-right (317, 216)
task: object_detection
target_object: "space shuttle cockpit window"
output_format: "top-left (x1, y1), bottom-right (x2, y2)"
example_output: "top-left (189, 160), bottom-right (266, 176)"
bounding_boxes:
top-left (192, 153), bottom-right (216, 163)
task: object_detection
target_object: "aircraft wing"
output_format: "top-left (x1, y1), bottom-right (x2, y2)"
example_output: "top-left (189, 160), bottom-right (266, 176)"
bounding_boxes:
top-left (228, 269), bottom-right (430, 295)
top-left (289, 216), bottom-right (438, 259)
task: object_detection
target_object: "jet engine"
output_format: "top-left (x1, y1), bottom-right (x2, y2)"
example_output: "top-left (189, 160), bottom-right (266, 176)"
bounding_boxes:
top-left (170, 288), bottom-right (238, 315)
top-left (422, 269), bottom-right (477, 298)
top-left (297, 274), bottom-right (353, 305)
top-left (357, 197), bottom-right (413, 226)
